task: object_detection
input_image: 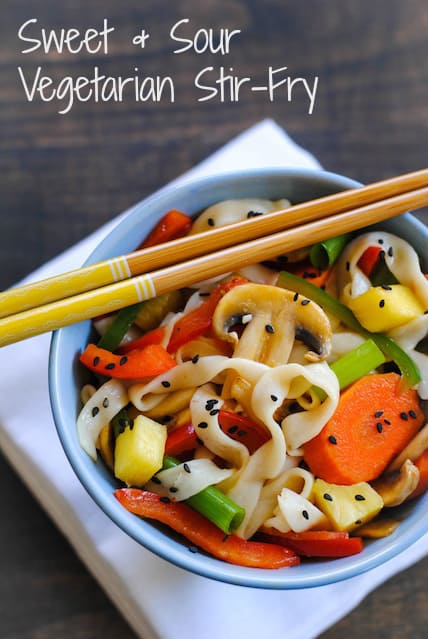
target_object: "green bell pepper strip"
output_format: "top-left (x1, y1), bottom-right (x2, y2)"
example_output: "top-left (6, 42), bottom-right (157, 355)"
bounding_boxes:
top-left (309, 233), bottom-right (351, 270)
top-left (97, 303), bottom-right (144, 351)
top-left (277, 270), bottom-right (421, 388)
top-left (313, 339), bottom-right (386, 400)
top-left (162, 455), bottom-right (245, 534)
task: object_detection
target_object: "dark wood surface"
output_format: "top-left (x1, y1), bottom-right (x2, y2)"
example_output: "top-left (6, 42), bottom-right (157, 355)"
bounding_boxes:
top-left (1, 1), bottom-right (427, 637)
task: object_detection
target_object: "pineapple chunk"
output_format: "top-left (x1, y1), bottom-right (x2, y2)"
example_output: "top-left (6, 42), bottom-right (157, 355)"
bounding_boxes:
top-left (313, 479), bottom-right (383, 532)
top-left (114, 415), bottom-right (167, 487)
top-left (347, 285), bottom-right (424, 332)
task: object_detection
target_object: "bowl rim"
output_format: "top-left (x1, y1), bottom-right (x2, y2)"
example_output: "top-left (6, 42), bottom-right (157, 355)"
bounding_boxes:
top-left (49, 167), bottom-right (428, 589)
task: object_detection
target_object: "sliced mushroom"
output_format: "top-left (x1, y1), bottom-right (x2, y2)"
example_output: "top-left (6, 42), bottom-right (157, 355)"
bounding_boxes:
top-left (372, 459), bottom-right (420, 507)
top-left (212, 283), bottom-right (332, 366)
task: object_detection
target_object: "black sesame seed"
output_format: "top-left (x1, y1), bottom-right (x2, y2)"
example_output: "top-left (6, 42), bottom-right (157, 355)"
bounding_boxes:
top-left (265, 324), bottom-right (275, 334)
top-left (293, 292), bottom-right (299, 302)
top-left (270, 394), bottom-right (278, 402)
top-left (105, 362), bottom-right (116, 370)
top-left (192, 354), bottom-right (200, 364)
top-left (374, 410), bottom-right (384, 418)
top-left (119, 356), bottom-right (127, 366)
top-left (198, 421), bottom-right (208, 429)
top-left (400, 412), bottom-right (409, 421)
top-left (188, 545), bottom-right (198, 553)
top-left (222, 534), bottom-right (230, 542)
top-left (387, 246), bottom-right (394, 257)
top-left (160, 496), bottom-right (170, 503)
top-left (247, 210), bottom-right (263, 218)
top-left (328, 435), bottom-right (337, 445)
top-left (378, 238), bottom-right (384, 244)
top-left (199, 292), bottom-right (210, 297)
top-left (384, 418), bottom-right (391, 425)
top-left (301, 299), bottom-right (311, 306)
top-left (355, 519), bottom-right (362, 525)
top-left (102, 397), bottom-right (109, 408)
top-left (409, 410), bottom-right (417, 419)
top-left (379, 299), bottom-right (385, 308)
top-left (381, 284), bottom-right (392, 291)
top-left (302, 510), bottom-right (309, 520)
top-left (169, 486), bottom-right (179, 493)
top-left (183, 463), bottom-right (191, 474)
top-left (151, 476), bottom-right (162, 485)
top-left (196, 437), bottom-right (204, 446)
top-left (91, 406), bottom-right (100, 417)
top-left (207, 218), bottom-right (215, 227)
top-left (161, 380), bottom-right (171, 388)
top-left (209, 409), bottom-right (220, 416)
top-left (376, 422), bottom-right (383, 433)
top-left (228, 425), bottom-right (238, 434)
top-left (355, 494), bottom-right (366, 501)
top-left (93, 356), bottom-right (100, 366)
top-left (238, 430), bottom-right (247, 437)
top-left (323, 493), bottom-right (333, 502)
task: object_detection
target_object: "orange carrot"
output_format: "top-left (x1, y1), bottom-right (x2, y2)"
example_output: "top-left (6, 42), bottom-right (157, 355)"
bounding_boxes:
top-left (409, 450), bottom-right (428, 499)
top-left (287, 260), bottom-right (332, 288)
top-left (304, 373), bottom-right (424, 484)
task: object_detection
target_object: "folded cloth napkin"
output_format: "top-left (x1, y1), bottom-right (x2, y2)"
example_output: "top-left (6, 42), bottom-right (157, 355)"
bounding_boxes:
top-left (1, 119), bottom-right (427, 639)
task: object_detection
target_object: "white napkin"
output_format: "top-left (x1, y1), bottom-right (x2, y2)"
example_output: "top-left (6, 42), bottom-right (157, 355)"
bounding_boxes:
top-left (1, 119), bottom-right (427, 639)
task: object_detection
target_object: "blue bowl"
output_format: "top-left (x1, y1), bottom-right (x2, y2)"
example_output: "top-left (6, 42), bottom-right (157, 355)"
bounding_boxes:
top-left (49, 168), bottom-right (428, 589)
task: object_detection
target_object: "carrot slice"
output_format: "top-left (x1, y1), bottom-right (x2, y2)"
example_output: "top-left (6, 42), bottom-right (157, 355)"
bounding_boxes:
top-left (115, 489), bottom-right (299, 568)
top-left (409, 450), bottom-right (428, 499)
top-left (304, 373), bottom-right (424, 484)
top-left (287, 260), bottom-right (332, 288)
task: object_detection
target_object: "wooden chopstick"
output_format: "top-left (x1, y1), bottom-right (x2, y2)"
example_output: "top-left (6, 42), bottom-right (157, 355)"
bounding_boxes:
top-left (1, 168), bottom-right (428, 321)
top-left (0, 182), bottom-right (427, 347)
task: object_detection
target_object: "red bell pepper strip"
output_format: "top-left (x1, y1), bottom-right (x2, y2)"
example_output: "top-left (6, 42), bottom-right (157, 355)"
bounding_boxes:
top-left (218, 410), bottom-right (271, 454)
top-left (165, 410), bottom-right (271, 457)
top-left (115, 489), bottom-right (299, 568)
top-left (79, 343), bottom-right (176, 379)
top-left (259, 530), bottom-right (364, 558)
top-left (117, 326), bottom-right (166, 354)
top-left (167, 275), bottom-right (248, 353)
top-left (357, 246), bottom-right (382, 277)
top-left (165, 423), bottom-right (198, 456)
top-left (138, 210), bottom-right (192, 249)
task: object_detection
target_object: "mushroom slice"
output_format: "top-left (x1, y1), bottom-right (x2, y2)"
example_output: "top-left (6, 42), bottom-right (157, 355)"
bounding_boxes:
top-left (372, 459), bottom-right (420, 507)
top-left (212, 283), bottom-right (332, 366)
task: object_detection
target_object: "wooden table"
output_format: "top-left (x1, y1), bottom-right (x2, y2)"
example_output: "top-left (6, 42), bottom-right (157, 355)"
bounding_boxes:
top-left (1, 1), bottom-right (427, 637)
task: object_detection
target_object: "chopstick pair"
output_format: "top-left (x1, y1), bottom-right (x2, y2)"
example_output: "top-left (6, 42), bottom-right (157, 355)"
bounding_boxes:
top-left (0, 169), bottom-right (427, 347)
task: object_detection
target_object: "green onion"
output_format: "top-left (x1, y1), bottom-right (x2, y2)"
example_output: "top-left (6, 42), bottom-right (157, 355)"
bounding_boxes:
top-left (97, 303), bottom-right (144, 352)
top-left (162, 456), bottom-right (245, 534)
top-left (309, 233), bottom-right (351, 270)
top-left (277, 270), bottom-right (421, 388)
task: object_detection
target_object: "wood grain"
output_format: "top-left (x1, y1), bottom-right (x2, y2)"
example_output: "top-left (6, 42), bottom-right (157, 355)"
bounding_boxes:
top-left (1, 1), bottom-right (428, 638)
